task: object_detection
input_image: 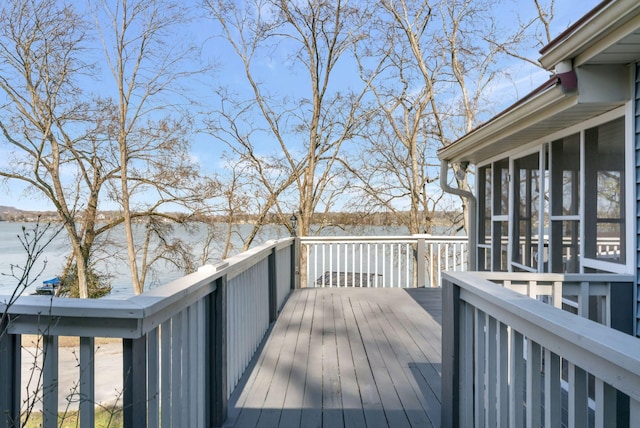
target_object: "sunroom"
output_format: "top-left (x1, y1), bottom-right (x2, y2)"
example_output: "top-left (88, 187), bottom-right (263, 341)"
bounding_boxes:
top-left (438, 0), bottom-right (640, 302)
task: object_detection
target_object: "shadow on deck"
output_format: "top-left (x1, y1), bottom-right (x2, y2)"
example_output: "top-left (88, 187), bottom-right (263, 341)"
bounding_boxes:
top-left (225, 288), bottom-right (442, 428)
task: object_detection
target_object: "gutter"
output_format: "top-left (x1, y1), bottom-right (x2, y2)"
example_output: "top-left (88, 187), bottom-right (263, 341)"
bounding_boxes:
top-left (440, 160), bottom-right (477, 271)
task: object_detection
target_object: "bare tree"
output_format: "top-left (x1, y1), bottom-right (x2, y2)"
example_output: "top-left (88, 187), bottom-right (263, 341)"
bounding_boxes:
top-left (94, 0), bottom-right (211, 294)
top-left (349, 0), bottom-right (532, 236)
top-left (204, 0), bottom-right (372, 239)
top-left (0, 0), bottom-right (216, 297)
top-left (346, 0), bottom-right (449, 235)
top-left (0, 0), bottom-right (119, 298)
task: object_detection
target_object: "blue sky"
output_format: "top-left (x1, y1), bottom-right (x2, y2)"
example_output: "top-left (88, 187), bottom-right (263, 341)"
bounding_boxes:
top-left (0, 0), bottom-right (602, 212)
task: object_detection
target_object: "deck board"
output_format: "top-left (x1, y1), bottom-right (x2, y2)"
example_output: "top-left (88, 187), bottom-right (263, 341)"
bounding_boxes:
top-left (225, 288), bottom-right (442, 428)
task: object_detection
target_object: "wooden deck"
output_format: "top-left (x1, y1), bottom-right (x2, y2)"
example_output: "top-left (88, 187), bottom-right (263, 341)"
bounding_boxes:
top-left (225, 288), bottom-right (442, 428)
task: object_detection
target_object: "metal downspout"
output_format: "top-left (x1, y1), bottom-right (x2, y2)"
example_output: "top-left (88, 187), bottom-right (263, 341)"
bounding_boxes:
top-left (440, 160), bottom-right (477, 271)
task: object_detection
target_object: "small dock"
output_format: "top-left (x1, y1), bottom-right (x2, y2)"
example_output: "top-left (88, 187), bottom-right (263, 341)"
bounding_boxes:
top-left (226, 288), bottom-right (442, 428)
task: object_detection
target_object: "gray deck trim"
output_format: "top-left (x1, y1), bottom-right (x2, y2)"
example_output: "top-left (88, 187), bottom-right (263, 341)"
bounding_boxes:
top-left (225, 288), bottom-right (442, 428)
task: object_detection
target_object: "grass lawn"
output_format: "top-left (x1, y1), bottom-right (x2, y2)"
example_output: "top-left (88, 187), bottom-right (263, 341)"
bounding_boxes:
top-left (22, 406), bottom-right (123, 428)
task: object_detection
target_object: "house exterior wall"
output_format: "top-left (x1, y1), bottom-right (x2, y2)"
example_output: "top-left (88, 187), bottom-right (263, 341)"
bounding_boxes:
top-left (635, 62), bottom-right (640, 336)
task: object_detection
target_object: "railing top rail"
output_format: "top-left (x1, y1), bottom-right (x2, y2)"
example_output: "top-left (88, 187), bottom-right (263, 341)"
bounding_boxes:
top-left (443, 271), bottom-right (640, 401)
top-left (223, 238), bottom-right (292, 279)
top-left (471, 271), bottom-right (634, 283)
top-left (1, 238), bottom-right (294, 338)
top-left (300, 235), bottom-right (467, 243)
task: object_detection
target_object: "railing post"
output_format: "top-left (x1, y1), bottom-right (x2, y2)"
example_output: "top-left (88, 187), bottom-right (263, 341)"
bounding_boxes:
top-left (0, 319), bottom-right (20, 428)
top-left (416, 236), bottom-right (426, 287)
top-left (123, 336), bottom-right (147, 428)
top-left (211, 274), bottom-right (228, 427)
top-left (610, 282), bottom-right (634, 334)
top-left (292, 237), bottom-right (301, 289)
top-left (441, 277), bottom-right (460, 428)
top-left (269, 247), bottom-right (278, 322)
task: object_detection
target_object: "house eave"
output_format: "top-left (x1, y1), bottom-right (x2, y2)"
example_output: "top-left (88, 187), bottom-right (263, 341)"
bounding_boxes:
top-left (438, 84), bottom-right (571, 164)
top-left (438, 64), bottom-right (630, 165)
top-left (539, 0), bottom-right (640, 70)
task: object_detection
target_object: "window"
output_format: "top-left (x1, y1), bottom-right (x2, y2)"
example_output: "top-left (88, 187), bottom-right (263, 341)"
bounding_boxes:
top-left (478, 165), bottom-right (491, 271)
top-left (550, 134), bottom-right (580, 272)
top-left (513, 152), bottom-right (541, 270)
top-left (584, 117), bottom-right (625, 264)
top-left (492, 158), bottom-right (509, 271)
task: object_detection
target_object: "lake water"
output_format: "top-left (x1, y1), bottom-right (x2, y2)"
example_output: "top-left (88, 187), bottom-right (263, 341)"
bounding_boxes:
top-left (0, 221), bottom-right (410, 299)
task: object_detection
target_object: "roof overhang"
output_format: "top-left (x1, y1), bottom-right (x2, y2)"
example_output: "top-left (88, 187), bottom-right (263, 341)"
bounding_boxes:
top-left (438, 65), bottom-right (630, 164)
top-left (540, 0), bottom-right (640, 70)
top-left (439, 0), bottom-right (639, 165)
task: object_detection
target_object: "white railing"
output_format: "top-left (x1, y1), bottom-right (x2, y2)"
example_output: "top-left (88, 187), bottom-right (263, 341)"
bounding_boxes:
top-left (301, 235), bottom-right (467, 288)
top-left (0, 238), bottom-right (295, 428)
top-left (442, 271), bottom-right (637, 428)
top-left (473, 272), bottom-right (634, 328)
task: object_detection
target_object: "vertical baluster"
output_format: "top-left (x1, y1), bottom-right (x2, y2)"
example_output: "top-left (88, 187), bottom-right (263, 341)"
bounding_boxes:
top-left (345, 242), bottom-right (349, 286)
top-left (528, 280), bottom-right (537, 299)
top-left (464, 242), bottom-right (468, 270)
top-left (181, 310), bottom-right (190, 423)
top-left (406, 243), bottom-right (410, 288)
top-left (329, 244), bottom-right (334, 287)
top-left (304, 244), bottom-right (318, 287)
top-left (487, 317), bottom-right (498, 427)
top-left (552, 281), bottom-right (562, 308)
top-left (358, 243), bottom-right (364, 288)
top-left (189, 304), bottom-right (199, 426)
top-left (123, 335), bottom-right (147, 428)
top-left (594, 379), bottom-right (617, 428)
top-left (629, 398), bottom-right (640, 428)
top-left (451, 242), bottom-right (457, 270)
top-left (0, 325), bottom-right (20, 428)
top-left (227, 281), bottom-right (235, 393)
top-left (171, 314), bottom-right (182, 428)
top-left (382, 244), bottom-right (386, 287)
top-left (497, 323), bottom-right (509, 425)
top-left (42, 334), bottom-right (59, 428)
top-left (544, 349), bottom-right (561, 426)
top-left (509, 331), bottom-right (525, 427)
top-left (350, 242), bottom-right (356, 285)
top-left (568, 363), bottom-right (588, 428)
top-left (474, 309), bottom-right (486, 427)
top-left (397, 243), bottom-right (401, 287)
top-left (375, 244), bottom-right (379, 287)
top-left (322, 244), bottom-right (327, 287)
top-left (213, 274), bottom-right (228, 427)
top-left (79, 337), bottom-right (95, 427)
top-left (147, 329), bottom-right (159, 428)
top-left (429, 243), bottom-right (434, 287)
top-left (526, 340), bottom-right (542, 428)
top-left (438, 244), bottom-right (443, 288)
top-left (460, 302), bottom-right (474, 427)
top-left (578, 282), bottom-right (590, 319)
top-left (445, 244), bottom-right (450, 272)
top-left (367, 243), bottom-right (371, 288)
top-left (161, 320), bottom-right (172, 427)
top-left (336, 243), bottom-right (340, 287)
top-left (197, 299), bottom-right (206, 427)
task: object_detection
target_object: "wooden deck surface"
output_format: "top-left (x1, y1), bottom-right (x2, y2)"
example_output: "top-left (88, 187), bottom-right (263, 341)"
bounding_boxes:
top-left (225, 288), bottom-right (442, 428)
